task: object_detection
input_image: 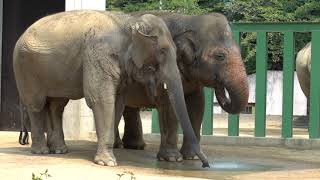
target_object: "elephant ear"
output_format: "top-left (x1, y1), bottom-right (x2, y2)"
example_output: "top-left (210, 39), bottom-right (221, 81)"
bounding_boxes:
top-left (174, 30), bottom-right (198, 65)
top-left (131, 23), bottom-right (158, 69)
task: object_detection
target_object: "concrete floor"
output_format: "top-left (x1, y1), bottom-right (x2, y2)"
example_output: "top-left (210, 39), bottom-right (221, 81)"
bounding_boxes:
top-left (1, 132), bottom-right (320, 180)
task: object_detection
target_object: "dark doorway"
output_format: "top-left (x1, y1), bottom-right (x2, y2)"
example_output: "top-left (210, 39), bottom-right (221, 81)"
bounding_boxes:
top-left (0, 0), bottom-right (65, 130)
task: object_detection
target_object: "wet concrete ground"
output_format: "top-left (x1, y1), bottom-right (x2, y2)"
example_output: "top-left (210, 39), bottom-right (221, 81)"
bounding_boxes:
top-left (1, 132), bottom-right (320, 179)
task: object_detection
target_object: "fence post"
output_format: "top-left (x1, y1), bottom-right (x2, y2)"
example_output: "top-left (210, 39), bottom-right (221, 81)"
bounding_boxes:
top-left (282, 31), bottom-right (295, 138)
top-left (255, 32), bottom-right (268, 137)
top-left (309, 31), bottom-right (320, 139)
top-left (228, 31), bottom-right (241, 136)
top-left (202, 87), bottom-right (213, 135)
top-left (151, 109), bottom-right (160, 133)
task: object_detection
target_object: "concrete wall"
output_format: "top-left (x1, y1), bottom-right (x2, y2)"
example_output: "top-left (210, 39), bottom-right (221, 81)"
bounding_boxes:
top-left (63, 0), bottom-right (105, 139)
top-left (214, 71), bottom-right (307, 115)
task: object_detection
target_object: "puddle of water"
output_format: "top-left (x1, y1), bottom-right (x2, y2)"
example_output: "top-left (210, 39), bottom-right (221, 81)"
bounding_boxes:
top-left (116, 149), bottom-right (278, 172)
top-left (209, 160), bottom-right (272, 171)
top-left (124, 158), bottom-right (275, 172)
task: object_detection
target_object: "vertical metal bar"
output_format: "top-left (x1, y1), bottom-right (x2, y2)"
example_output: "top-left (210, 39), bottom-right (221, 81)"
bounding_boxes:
top-left (309, 31), bottom-right (320, 139)
top-left (282, 32), bottom-right (295, 138)
top-left (151, 109), bottom-right (160, 133)
top-left (255, 32), bottom-right (268, 137)
top-left (228, 31), bottom-right (241, 136)
top-left (202, 87), bottom-right (213, 135)
top-left (178, 126), bottom-right (182, 134)
top-left (228, 115), bottom-right (239, 136)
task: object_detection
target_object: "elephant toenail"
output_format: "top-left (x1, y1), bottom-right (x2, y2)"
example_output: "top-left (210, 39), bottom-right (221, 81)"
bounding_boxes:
top-left (97, 161), bottom-right (105, 166)
top-left (177, 157), bottom-right (183, 162)
top-left (107, 161), bottom-right (116, 166)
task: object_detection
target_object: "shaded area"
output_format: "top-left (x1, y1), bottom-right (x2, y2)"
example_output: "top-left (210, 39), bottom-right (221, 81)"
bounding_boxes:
top-left (0, 0), bottom-right (65, 131)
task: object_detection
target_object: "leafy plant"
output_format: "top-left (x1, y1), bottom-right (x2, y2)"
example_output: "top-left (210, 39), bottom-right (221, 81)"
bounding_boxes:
top-left (116, 170), bottom-right (136, 180)
top-left (223, 0), bottom-right (318, 73)
top-left (32, 169), bottom-right (51, 180)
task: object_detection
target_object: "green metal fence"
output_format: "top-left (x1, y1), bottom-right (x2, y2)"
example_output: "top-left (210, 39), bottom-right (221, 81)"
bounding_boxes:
top-left (152, 22), bottom-right (320, 139)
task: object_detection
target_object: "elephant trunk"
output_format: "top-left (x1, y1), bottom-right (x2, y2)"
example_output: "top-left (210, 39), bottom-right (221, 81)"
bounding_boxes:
top-left (215, 46), bottom-right (249, 114)
top-left (162, 62), bottom-right (209, 168)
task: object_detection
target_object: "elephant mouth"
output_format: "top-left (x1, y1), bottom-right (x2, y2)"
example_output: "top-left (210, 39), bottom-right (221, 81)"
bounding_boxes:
top-left (214, 78), bottom-right (248, 114)
top-left (215, 82), bottom-right (232, 112)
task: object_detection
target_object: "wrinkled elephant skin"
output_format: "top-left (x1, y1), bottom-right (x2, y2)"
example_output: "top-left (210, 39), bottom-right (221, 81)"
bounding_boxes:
top-left (14, 10), bottom-right (208, 167)
top-left (118, 11), bottom-right (249, 161)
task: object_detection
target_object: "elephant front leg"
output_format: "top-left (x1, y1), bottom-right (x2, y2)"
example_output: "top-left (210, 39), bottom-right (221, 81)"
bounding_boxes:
top-left (180, 89), bottom-right (205, 160)
top-left (157, 104), bottom-right (183, 162)
top-left (90, 98), bottom-right (118, 166)
top-left (122, 107), bottom-right (146, 150)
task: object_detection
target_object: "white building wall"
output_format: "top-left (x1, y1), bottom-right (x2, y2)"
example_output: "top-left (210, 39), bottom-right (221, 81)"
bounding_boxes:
top-left (63, 0), bottom-right (105, 139)
top-left (65, 0), bottom-right (106, 11)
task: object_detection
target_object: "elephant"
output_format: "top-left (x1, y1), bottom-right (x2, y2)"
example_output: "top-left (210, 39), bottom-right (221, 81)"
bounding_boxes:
top-left (295, 42), bottom-right (311, 126)
top-left (115, 11), bottom-right (249, 161)
top-left (13, 10), bottom-right (209, 167)
top-left (296, 42), bottom-right (311, 99)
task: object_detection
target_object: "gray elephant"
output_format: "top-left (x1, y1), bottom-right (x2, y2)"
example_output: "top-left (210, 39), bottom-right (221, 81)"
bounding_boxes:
top-left (295, 42), bottom-right (311, 126)
top-left (116, 11), bottom-right (249, 161)
top-left (296, 42), bottom-right (311, 98)
top-left (13, 10), bottom-right (208, 167)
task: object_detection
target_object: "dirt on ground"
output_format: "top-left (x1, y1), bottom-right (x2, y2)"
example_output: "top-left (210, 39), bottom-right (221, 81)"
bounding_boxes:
top-left (1, 131), bottom-right (320, 180)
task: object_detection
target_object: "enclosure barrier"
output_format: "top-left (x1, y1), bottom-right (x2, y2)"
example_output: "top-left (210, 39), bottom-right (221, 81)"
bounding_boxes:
top-left (152, 22), bottom-right (320, 139)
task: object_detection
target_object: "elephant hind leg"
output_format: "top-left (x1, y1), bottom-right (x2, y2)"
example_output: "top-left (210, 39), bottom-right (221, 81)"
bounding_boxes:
top-left (122, 107), bottom-right (146, 150)
top-left (27, 105), bottom-right (50, 154)
top-left (46, 98), bottom-right (69, 154)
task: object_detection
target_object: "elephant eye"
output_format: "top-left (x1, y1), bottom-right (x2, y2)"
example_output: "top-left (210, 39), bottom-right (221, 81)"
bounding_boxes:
top-left (214, 52), bottom-right (226, 61)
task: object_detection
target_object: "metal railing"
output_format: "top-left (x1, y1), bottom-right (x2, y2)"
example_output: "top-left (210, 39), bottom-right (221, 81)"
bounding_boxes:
top-left (151, 22), bottom-right (320, 139)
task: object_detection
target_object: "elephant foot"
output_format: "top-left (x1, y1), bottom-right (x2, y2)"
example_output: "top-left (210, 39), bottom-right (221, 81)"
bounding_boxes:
top-left (49, 144), bottom-right (68, 154)
top-left (180, 143), bottom-right (199, 160)
top-left (122, 135), bottom-right (146, 150)
top-left (122, 132), bottom-right (146, 150)
top-left (157, 146), bottom-right (183, 162)
top-left (47, 135), bottom-right (68, 154)
top-left (293, 116), bottom-right (309, 128)
top-left (113, 136), bottom-right (124, 149)
top-left (31, 144), bottom-right (50, 154)
top-left (94, 149), bottom-right (117, 166)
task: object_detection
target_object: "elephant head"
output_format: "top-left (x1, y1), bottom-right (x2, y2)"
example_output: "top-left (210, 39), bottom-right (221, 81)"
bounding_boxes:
top-left (127, 14), bottom-right (209, 167)
top-left (174, 13), bottom-right (249, 114)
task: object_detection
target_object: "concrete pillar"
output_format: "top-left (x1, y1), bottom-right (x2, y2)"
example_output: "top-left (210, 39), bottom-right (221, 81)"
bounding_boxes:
top-left (63, 0), bottom-right (105, 140)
